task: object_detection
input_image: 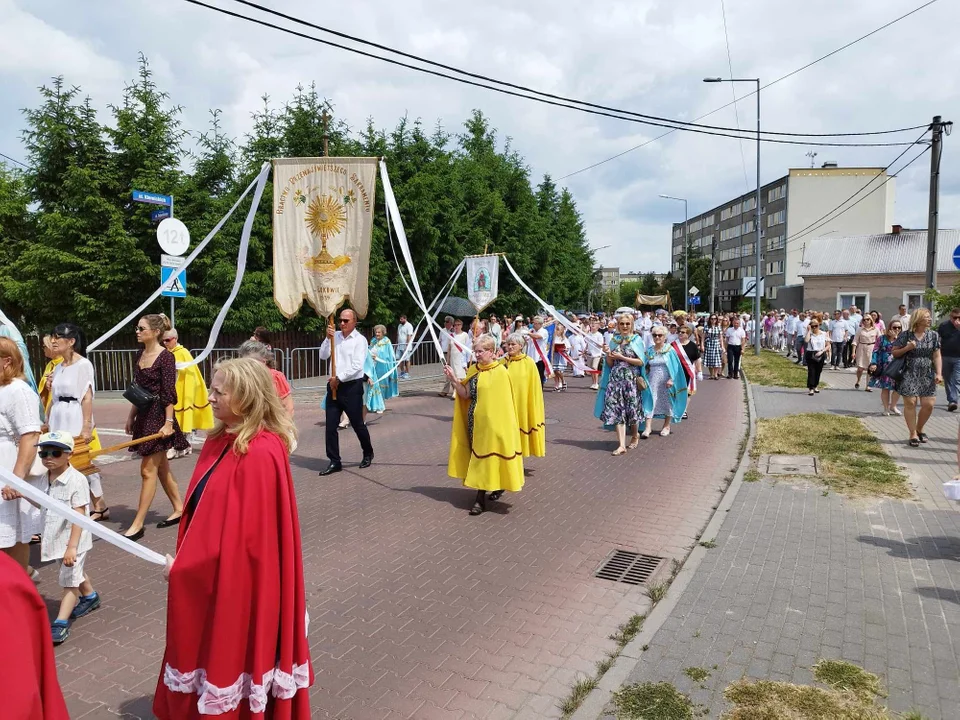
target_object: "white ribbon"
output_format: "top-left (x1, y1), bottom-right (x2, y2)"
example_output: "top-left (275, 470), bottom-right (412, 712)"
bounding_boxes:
top-left (0, 466), bottom-right (165, 565)
top-left (87, 163), bottom-right (272, 364)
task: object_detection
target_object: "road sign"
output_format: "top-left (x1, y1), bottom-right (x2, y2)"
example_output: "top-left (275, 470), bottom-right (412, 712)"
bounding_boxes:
top-left (157, 218), bottom-right (190, 256)
top-left (161, 255), bottom-right (187, 298)
top-left (690, 295), bottom-right (701, 305)
top-left (132, 190), bottom-right (172, 206)
top-left (741, 276), bottom-right (765, 298)
top-left (953, 244), bottom-right (960, 271)
top-left (688, 285), bottom-right (699, 296)
top-left (151, 208), bottom-right (171, 222)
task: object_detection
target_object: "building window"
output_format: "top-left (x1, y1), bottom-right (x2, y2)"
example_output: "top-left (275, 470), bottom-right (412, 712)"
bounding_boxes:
top-left (837, 292), bottom-right (869, 313)
top-left (766, 235), bottom-right (785, 251)
top-left (903, 291), bottom-right (925, 312)
top-left (704, 214), bottom-right (715, 226)
top-left (743, 197), bottom-right (756, 212)
top-left (766, 260), bottom-right (784, 274)
top-left (742, 220), bottom-right (754, 234)
top-left (673, 227), bottom-right (682, 239)
top-left (767, 185), bottom-right (785, 202)
top-left (742, 243), bottom-right (754, 257)
top-left (766, 286), bottom-right (778, 300)
top-left (766, 210), bottom-right (785, 227)
top-left (689, 219), bottom-right (702, 233)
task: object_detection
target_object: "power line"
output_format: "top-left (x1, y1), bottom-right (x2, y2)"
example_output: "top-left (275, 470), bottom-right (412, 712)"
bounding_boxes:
top-left (0, 152), bottom-right (28, 169)
top-left (558, 0), bottom-right (942, 180)
top-left (201, 0), bottom-right (926, 141)
top-left (719, 0), bottom-right (750, 191)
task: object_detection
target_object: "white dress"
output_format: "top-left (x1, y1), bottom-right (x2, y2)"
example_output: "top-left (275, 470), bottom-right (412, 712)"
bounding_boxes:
top-left (0, 379), bottom-right (45, 548)
top-left (47, 357), bottom-right (96, 435)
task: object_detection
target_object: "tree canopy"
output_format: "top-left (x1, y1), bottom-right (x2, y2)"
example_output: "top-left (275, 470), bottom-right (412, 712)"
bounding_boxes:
top-left (0, 56), bottom-right (596, 339)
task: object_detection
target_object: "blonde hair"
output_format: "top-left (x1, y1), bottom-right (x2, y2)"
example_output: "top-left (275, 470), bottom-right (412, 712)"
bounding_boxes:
top-left (474, 333), bottom-right (497, 352)
top-left (0, 337), bottom-right (25, 385)
top-left (42, 334), bottom-right (54, 350)
top-left (141, 313), bottom-right (172, 334)
top-left (208, 357), bottom-right (296, 455)
top-left (908, 308), bottom-right (931, 332)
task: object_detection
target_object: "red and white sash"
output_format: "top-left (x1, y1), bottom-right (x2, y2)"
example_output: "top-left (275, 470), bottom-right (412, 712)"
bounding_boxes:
top-left (671, 340), bottom-right (697, 394)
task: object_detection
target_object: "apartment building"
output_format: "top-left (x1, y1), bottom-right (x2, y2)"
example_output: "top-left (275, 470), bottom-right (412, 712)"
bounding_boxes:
top-left (669, 164), bottom-right (896, 310)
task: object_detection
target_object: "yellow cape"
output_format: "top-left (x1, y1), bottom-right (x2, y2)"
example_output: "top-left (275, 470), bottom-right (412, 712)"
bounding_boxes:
top-left (171, 345), bottom-right (214, 432)
top-left (448, 362), bottom-right (524, 492)
top-left (38, 356), bottom-right (63, 414)
top-left (506, 354), bottom-right (546, 458)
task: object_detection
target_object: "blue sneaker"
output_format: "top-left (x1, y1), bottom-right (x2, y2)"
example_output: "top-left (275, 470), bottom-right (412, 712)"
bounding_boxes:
top-left (70, 591), bottom-right (101, 619)
top-left (51, 620), bottom-right (69, 645)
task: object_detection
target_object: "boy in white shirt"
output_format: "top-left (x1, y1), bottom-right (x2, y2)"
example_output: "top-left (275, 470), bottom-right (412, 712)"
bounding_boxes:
top-left (38, 431), bottom-right (100, 644)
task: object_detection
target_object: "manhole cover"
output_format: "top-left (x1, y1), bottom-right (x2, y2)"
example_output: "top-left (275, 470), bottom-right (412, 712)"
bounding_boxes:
top-left (760, 454), bottom-right (819, 476)
top-left (595, 550), bottom-right (664, 585)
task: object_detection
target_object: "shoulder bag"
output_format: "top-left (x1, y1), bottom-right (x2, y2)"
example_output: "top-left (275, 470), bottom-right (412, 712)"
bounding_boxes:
top-left (123, 382), bottom-right (158, 410)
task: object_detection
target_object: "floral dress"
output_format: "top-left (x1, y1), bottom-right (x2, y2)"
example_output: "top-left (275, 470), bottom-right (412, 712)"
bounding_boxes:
top-left (868, 336), bottom-right (897, 390)
top-left (893, 330), bottom-right (941, 398)
top-left (130, 349), bottom-right (189, 457)
top-left (600, 338), bottom-right (642, 427)
top-left (703, 326), bottom-right (723, 368)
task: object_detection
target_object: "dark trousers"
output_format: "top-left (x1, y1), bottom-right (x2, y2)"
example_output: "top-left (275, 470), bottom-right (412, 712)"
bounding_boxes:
top-left (831, 341), bottom-right (844, 367)
top-left (727, 345), bottom-right (742, 378)
top-left (535, 360), bottom-right (546, 385)
top-left (325, 378), bottom-right (373, 464)
top-left (806, 350), bottom-right (826, 389)
top-left (795, 335), bottom-right (806, 365)
top-left (842, 340), bottom-right (853, 367)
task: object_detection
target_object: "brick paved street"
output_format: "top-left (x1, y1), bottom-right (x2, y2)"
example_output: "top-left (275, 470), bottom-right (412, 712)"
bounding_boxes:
top-left (45, 373), bottom-right (744, 719)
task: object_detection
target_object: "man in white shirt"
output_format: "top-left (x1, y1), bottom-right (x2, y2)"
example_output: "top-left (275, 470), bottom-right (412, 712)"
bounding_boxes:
top-left (827, 310), bottom-right (848, 369)
top-left (585, 320), bottom-right (604, 390)
top-left (784, 309), bottom-right (799, 358)
top-left (891, 304), bottom-right (909, 328)
top-left (396, 314), bottom-right (414, 380)
top-left (449, 319), bottom-right (470, 383)
top-left (841, 309), bottom-right (856, 368)
top-left (849, 306), bottom-right (863, 329)
top-left (523, 315), bottom-right (550, 384)
top-left (318, 308), bottom-right (374, 475)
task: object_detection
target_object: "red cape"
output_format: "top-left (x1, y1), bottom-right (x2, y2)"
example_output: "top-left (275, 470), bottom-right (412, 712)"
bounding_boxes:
top-left (0, 552), bottom-right (69, 720)
top-left (153, 431), bottom-right (312, 719)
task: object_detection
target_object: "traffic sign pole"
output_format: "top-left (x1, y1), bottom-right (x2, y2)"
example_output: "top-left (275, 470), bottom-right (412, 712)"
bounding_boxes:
top-left (170, 198), bottom-right (174, 327)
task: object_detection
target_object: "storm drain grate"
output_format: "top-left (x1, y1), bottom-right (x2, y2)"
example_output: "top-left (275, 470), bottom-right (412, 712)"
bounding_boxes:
top-left (595, 550), bottom-right (665, 585)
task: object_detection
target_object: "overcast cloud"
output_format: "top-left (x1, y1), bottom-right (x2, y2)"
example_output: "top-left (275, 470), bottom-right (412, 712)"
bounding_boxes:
top-left (1, 0), bottom-right (957, 274)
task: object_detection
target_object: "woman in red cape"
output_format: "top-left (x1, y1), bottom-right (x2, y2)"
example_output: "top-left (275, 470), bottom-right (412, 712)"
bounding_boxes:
top-left (0, 551), bottom-right (69, 719)
top-left (154, 358), bottom-right (312, 719)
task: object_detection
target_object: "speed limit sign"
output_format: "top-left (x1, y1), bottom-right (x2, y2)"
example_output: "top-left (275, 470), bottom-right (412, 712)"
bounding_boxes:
top-left (157, 218), bottom-right (191, 256)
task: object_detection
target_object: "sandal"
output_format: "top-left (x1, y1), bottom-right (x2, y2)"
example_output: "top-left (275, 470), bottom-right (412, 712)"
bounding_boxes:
top-left (918, 432), bottom-right (928, 443)
top-left (612, 447), bottom-right (627, 456)
top-left (89, 508), bottom-right (110, 523)
top-left (29, 534), bottom-right (41, 545)
top-left (628, 437), bottom-right (640, 450)
top-left (641, 429), bottom-right (651, 439)
top-left (660, 427), bottom-right (671, 437)
top-left (909, 437), bottom-right (920, 447)
top-left (855, 383), bottom-right (860, 389)
top-left (489, 490), bottom-right (505, 502)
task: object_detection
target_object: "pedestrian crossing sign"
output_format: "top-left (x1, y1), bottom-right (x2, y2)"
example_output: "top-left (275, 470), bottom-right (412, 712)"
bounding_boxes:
top-left (160, 265), bottom-right (187, 297)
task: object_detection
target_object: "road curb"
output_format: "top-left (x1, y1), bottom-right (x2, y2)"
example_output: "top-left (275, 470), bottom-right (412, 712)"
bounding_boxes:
top-left (571, 374), bottom-right (758, 720)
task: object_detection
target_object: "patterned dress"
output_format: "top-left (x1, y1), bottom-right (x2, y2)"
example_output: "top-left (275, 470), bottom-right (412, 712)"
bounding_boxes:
top-left (867, 336), bottom-right (898, 391)
top-left (645, 351), bottom-right (673, 418)
top-left (600, 339), bottom-right (642, 427)
top-left (703, 325), bottom-right (723, 368)
top-left (130, 349), bottom-right (189, 457)
top-left (893, 330), bottom-right (941, 398)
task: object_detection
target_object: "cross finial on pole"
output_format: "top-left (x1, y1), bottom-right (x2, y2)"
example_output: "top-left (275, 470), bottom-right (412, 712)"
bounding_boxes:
top-left (321, 111), bottom-right (331, 157)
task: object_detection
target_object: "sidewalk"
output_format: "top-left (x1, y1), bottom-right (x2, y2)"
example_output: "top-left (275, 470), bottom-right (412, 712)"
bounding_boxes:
top-left (583, 357), bottom-right (960, 719)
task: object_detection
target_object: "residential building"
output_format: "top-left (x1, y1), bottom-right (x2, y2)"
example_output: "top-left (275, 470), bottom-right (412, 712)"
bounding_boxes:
top-left (620, 271), bottom-right (666, 285)
top-left (799, 228), bottom-right (959, 320)
top-left (669, 164), bottom-right (895, 310)
top-left (598, 266), bottom-right (620, 292)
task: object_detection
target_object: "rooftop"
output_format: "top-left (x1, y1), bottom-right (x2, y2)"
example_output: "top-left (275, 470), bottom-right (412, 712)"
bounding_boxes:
top-left (800, 229), bottom-right (960, 276)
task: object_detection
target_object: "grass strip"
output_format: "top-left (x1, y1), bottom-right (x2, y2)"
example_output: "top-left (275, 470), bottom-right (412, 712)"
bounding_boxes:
top-left (741, 349), bottom-right (822, 388)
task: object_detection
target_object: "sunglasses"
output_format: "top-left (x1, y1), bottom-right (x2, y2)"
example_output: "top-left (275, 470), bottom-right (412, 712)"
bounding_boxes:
top-left (38, 449), bottom-right (64, 458)
top-left (135, 326), bottom-right (148, 332)
top-left (162, 337), bottom-right (176, 343)
top-left (890, 325), bottom-right (902, 330)
top-left (339, 318), bottom-right (352, 323)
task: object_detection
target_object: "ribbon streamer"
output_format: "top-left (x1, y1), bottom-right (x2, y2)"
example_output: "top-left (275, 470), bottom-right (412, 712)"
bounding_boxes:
top-left (0, 466), bottom-right (165, 566)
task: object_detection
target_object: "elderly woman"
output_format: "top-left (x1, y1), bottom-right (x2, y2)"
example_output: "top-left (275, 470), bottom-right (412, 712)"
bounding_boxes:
top-left (368, 324), bottom-right (399, 407)
top-left (503, 332), bottom-right (546, 464)
top-left (639, 325), bottom-right (689, 437)
top-left (595, 314), bottom-right (645, 455)
top-left (0, 338), bottom-right (43, 573)
top-left (869, 318), bottom-right (903, 415)
top-left (238, 340), bottom-right (294, 417)
top-left (892, 308), bottom-right (943, 447)
top-left (154, 358), bottom-right (312, 719)
top-left (444, 334), bottom-right (523, 516)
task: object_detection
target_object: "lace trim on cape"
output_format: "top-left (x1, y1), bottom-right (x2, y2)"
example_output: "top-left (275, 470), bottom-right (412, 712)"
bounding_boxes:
top-left (163, 661), bottom-right (310, 714)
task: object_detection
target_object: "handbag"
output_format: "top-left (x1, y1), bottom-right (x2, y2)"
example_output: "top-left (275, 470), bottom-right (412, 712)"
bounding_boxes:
top-left (882, 356), bottom-right (906, 381)
top-left (635, 375), bottom-right (648, 392)
top-left (123, 382), bottom-right (158, 410)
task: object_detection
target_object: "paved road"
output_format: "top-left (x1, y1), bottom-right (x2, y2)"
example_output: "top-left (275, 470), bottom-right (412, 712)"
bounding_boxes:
top-left (46, 373), bottom-right (744, 719)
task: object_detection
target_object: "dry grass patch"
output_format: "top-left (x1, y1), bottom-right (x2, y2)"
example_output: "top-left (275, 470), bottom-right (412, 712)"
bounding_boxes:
top-left (612, 681), bottom-right (703, 719)
top-left (741, 350), bottom-right (820, 388)
top-left (753, 413), bottom-right (910, 499)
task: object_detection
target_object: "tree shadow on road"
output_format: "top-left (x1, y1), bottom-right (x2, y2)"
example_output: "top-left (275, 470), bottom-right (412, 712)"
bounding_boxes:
top-left (916, 586), bottom-right (960, 605)
top-left (857, 534), bottom-right (960, 561)
top-left (117, 695), bottom-right (154, 719)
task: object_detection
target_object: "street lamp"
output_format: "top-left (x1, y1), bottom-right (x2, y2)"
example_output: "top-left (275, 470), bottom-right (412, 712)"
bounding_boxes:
top-left (704, 76), bottom-right (761, 356)
top-left (659, 195), bottom-right (688, 312)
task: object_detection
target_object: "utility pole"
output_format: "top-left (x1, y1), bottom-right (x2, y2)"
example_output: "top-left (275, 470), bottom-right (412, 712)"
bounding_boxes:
top-left (925, 115), bottom-right (951, 310)
top-left (710, 233), bottom-right (717, 313)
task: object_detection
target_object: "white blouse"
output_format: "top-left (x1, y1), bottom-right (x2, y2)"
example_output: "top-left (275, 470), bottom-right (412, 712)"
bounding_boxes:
top-left (806, 332), bottom-right (827, 352)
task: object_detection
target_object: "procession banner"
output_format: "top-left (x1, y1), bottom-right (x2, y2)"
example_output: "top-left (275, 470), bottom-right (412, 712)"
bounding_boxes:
top-left (273, 157), bottom-right (378, 319)
top-left (465, 255), bottom-right (499, 312)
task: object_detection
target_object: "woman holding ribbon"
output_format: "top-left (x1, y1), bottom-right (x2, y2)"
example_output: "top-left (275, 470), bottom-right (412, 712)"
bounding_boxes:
top-left (594, 314), bottom-right (645, 455)
top-left (445, 334), bottom-right (523, 516)
top-left (639, 325), bottom-right (689, 438)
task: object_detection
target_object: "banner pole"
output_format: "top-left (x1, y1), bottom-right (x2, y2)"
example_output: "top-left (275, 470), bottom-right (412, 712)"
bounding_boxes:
top-left (328, 314), bottom-right (338, 400)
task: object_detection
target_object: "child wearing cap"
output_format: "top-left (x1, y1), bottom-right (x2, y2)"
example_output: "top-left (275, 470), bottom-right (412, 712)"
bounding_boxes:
top-left (37, 431), bottom-right (100, 644)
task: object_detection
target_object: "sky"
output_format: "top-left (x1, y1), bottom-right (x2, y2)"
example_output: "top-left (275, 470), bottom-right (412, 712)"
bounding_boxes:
top-left (1, 0), bottom-right (958, 275)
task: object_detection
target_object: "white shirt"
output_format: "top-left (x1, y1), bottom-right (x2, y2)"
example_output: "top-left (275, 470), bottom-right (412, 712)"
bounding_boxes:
top-left (828, 319), bottom-right (848, 342)
top-left (724, 327), bottom-right (746, 346)
top-left (806, 332), bottom-right (827, 352)
top-left (585, 331), bottom-right (604, 358)
top-left (450, 331), bottom-right (470, 369)
top-left (849, 313), bottom-right (863, 329)
top-left (41, 465), bottom-right (93, 562)
top-left (784, 315), bottom-right (798, 334)
top-left (319, 330), bottom-right (368, 382)
top-left (891, 313), bottom-right (909, 328)
top-left (396, 321), bottom-right (414, 346)
top-left (48, 358), bottom-right (96, 436)
top-left (438, 326), bottom-right (454, 354)
top-left (525, 327), bottom-right (548, 362)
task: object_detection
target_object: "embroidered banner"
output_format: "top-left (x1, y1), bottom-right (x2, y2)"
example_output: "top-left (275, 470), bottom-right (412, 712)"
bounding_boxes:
top-left (273, 158), bottom-right (378, 319)
top-left (465, 255), bottom-right (499, 312)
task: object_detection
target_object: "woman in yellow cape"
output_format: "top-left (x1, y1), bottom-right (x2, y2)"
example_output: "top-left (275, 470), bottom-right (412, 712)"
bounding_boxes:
top-left (503, 332), bottom-right (546, 460)
top-left (162, 331), bottom-right (214, 439)
top-left (445, 334), bottom-right (524, 515)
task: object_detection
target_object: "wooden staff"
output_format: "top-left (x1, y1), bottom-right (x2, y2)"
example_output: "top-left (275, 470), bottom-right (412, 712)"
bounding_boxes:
top-left (328, 314), bottom-right (338, 400)
top-left (71, 433), bottom-right (165, 476)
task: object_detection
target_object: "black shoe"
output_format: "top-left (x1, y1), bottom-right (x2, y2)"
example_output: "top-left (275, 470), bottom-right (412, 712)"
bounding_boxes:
top-left (359, 455), bottom-right (373, 469)
top-left (157, 515), bottom-right (182, 529)
top-left (123, 528), bottom-right (145, 543)
top-left (319, 463), bottom-right (343, 476)
top-left (950, 403), bottom-right (958, 412)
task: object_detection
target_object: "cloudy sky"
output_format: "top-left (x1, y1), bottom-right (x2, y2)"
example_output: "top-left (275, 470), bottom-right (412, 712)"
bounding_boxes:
top-left (1, 0), bottom-right (958, 274)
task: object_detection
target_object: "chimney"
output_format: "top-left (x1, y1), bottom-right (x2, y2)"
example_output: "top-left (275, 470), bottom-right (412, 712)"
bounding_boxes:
top-left (892, 224), bottom-right (902, 235)
top-left (821, 161), bottom-right (838, 169)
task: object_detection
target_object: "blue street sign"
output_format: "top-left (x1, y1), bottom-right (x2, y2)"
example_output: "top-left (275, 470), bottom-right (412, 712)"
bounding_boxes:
top-left (953, 244), bottom-right (960, 271)
top-left (151, 208), bottom-right (171, 222)
top-left (160, 266), bottom-right (187, 298)
top-left (132, 189), bottom-right (172, 206)
top-left (690, 295), bottom-right (701, 305)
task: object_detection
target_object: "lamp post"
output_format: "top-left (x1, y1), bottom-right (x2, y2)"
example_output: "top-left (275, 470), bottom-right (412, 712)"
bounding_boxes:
top-left (660, 195), bottom-right (688, 312)
top-left (705, 76), bottom-right (761, 356)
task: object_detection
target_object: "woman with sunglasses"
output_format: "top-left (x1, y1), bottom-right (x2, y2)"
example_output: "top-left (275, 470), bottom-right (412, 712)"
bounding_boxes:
top-left (868, 320), bottom-right (903, 415)
top-left (703, 315), bottom-right (723, 380)
top-left (122, 313), bottom-right (189, 541)
top-left (892, 308), bottom-right (942, 447)
top-left (804, 316), bottom-right (830, 395)
top-left (853, 315), bottom-right (880, 389)
top-left (595, 315), bottom-right (645, 454)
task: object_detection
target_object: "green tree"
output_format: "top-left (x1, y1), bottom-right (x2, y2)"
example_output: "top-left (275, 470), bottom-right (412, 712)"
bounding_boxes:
top-left (640, 272), bottom-right (659, 295)
top-left (619, 280), bottom-right (641, 309)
